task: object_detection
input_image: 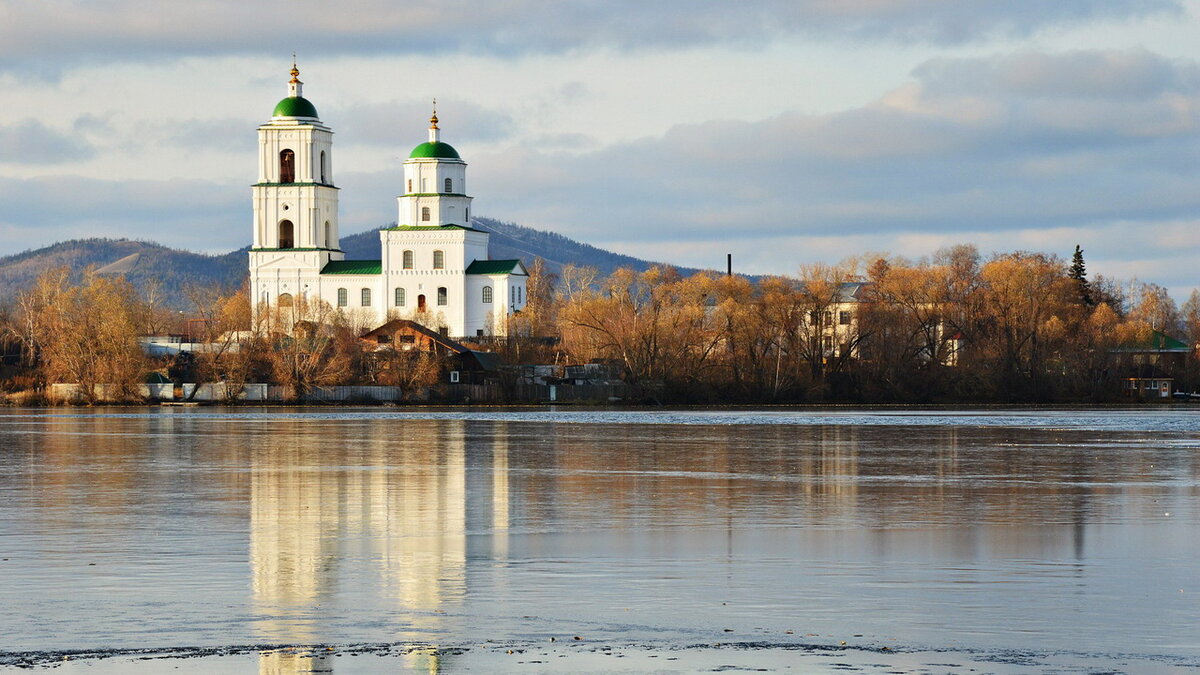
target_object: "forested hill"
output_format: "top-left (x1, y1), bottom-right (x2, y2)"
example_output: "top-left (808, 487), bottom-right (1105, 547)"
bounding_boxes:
top-left (0, 218), bottom-right (706, 309)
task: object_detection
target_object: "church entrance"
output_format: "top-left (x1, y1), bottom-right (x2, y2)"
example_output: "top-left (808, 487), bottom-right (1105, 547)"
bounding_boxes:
top-left (417, 294), bottom-right (426, 311)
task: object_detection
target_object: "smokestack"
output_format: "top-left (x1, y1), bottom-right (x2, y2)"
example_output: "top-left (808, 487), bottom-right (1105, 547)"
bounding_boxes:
top-left (727, 253), bottom-right (732, 277)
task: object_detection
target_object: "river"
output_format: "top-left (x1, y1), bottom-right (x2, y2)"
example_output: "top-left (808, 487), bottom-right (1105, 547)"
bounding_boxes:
top-left (0, 407), bottom-right (1196, 673)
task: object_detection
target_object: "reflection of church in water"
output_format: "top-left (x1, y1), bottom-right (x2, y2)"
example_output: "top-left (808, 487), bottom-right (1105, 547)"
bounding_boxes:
top-left (249, 420), bottom-right (510, 674)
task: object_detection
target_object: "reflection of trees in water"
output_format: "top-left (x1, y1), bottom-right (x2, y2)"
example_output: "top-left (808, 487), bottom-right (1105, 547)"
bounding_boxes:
top-left (499, 422), bottom-right (1154, 539)
top-left (249, 419), bottom-right (509, 675)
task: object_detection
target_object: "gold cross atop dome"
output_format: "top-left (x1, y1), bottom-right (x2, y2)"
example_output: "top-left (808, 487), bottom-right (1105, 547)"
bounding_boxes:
top-left (289, 54), bottom-right (300, 83)
top-left (430, 99), bottom-right (439, 129)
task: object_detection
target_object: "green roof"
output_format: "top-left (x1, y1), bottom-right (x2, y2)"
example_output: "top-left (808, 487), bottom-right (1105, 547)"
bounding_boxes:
top-left (321, 259), bottom-right (381, 275)
top-left (273, 96), bottom-right (319, 118)
top-left (384, 224), bottom-right (483, 232)
top-left (409, 141), bottom-right (460, 159)
top-left (465, 259), bottom-right (524, 275)
top-left (1114, 329), bottom-right (1191, 353)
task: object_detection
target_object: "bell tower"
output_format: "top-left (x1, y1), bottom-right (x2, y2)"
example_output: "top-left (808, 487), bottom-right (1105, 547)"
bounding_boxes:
top-left (396, 104), bottom-right (473, 227)
top-left (249, 63), bottom-right (344, 315)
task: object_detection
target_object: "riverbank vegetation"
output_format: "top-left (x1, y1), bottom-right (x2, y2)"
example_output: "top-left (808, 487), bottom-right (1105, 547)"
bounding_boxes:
top-left (2, 244), bottom-right (1198, 404)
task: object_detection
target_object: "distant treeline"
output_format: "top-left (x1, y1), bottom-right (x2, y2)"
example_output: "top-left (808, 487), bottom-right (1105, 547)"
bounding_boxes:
top-left (2, 243), bottom-right (1198, 404)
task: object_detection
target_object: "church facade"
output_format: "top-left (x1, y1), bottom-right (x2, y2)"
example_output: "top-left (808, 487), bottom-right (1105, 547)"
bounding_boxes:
top-left (248, 65), bottom-right (528, 337)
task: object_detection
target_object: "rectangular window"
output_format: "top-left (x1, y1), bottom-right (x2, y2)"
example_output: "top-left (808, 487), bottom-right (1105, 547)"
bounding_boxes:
top-left (361, 288), bottom-right (371, 307)
top-left (437, 287), bottom-right (447, 306)
top-left (395, 287), bottom-right (406, 307)
top-left (839, 311), bottom-right (851, 325)
top-left (337, 288), bottom-right (347, 307)
top-left (400, 335), bottom-right (415, 344)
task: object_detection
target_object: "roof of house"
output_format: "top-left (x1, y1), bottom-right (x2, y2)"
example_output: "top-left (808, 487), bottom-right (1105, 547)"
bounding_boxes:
top-left (1112, 330), bottom-right (1191, 353)
top-left (321, 259), bottom-right (382, 275)
top-left (465, 259), bottom-right (526, 275)
top-left (360, 319), bottom-right (470, 354)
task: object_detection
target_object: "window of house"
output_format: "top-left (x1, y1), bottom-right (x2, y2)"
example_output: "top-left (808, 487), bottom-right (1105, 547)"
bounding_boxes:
top-left (361, 288), bottom-right (371, 306)
top-left (278, 220), bottom-right (294, 249)
top-left (407, 179), bottom-right (412, 193)
top-left (809, 310), bottom-right (820, 325)
top-left (395, 287), bottom-right (406, 307)
top-left (433, 250), bottom-right (444, 269)
top-left (824, 311), bottom-right (832, 325)
top-left (337, 288), bottom-right (347, 307)
top-left (400, 335), bottom-right (416, 344)
top-left (422, 206), bottom-right (431, 222)
top-left (437, 287), bottom-right (447, 306)
top-left (839, 311), bottom-right (851, 325)
top-left (444, 177), bottom-right (452, 193)
top-left (320, 151), bottom-right (326, 183)
top-left (279, 149), bottom-right (295, 183)
top-left (278, 293), bottom-right (293, 308)
top-left (518, 286), bottom-right (523, 304)
top-left (402, 250), bottom-right (413, 269)
top-left (482, 286), bottom-right (493, 303)
top-left (477, 329), bottom-right (484, 337)
top-left (465, 207), bottom-right (469, 221)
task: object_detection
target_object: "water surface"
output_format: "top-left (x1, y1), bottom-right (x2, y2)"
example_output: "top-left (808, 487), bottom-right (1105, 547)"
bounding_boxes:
top-left (0, 407), bottom-right (1197, 672)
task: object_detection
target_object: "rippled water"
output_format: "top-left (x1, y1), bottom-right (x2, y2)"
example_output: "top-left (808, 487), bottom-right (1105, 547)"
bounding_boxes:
top-left (0, 407), bottom-right (1197, 672)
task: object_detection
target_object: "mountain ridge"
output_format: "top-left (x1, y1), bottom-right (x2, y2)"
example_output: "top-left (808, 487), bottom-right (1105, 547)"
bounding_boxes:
top-left (0, 218), bottom-right (708, 309)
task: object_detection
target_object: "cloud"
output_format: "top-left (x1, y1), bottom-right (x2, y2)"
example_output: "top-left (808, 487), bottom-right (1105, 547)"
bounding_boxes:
top-left (330, 99), bottom-right (515, 148)
top-left (395, 48), bottom-right (1199, 287)
top-left (0, 1), bottom-right (1181, 73)
top-left (0, 175), bottom-right (244, 252)
top-left (0, 120), bottom-right (94, 164)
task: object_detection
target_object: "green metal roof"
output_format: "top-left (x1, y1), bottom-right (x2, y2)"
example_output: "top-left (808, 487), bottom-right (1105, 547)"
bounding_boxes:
top-left (1114, 329), bottom-right (1192, 353)
top-left (465, 259), bottom-right (524, 275)
top-left (409, 141), bottom-right (460, 159)
top-left (321, 259), bottom-right (381, 275)
top-left (273, 96), bottom-right (319, 118)
top-left (384, 224), bottom-right (483, 232)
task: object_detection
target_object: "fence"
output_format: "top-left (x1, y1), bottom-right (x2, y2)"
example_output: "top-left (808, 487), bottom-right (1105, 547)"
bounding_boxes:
top-left (443, 382), bottom-right (626, 403)
top-left (50, 383), bottom-right (404, 403)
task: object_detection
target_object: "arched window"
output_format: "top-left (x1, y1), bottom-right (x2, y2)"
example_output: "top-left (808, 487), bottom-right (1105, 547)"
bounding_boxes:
top-left (323, 221), bottom-right (332, 248)
top-left (437, 287), bottom-right (447, 306)
top-left (279, 149), bottom-right (295, 183)
top-left (361, 288), bottom-right (371, 306)
top-left (278, 220), bottom-right (294, 249)
top-left (394, 288), bottom-right (406, 307)
top-left (465, 207), bottom-right (469, 221)
top-left (320, 151), bottom-right (327, 184)
top-left (482, 286), bottom-right (493, 304)
top-left (444, 177), bottom-right (452, 193)
top-left (278, 293), bottom-right (293, 308)
top-left (337, 288), bottom-right (348, 307)
top-left (433, 250), bottom-right (444, 269)
top-left (417, 294), bottom-right (427, 311)
top-left (407, 179), bottom-right (412, 193)
top-left (402, 250), bottom-right (414, 269)
top-left (421, 207), bottom-right (431, 222)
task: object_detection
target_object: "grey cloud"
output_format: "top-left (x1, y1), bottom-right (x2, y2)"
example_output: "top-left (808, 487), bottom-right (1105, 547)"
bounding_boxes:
top-left (0, 120), bottom-right (94, 164)
top-left (449, 49), bottom-right (1200, 260)
top-left (915, 49), bottom-right (1200, 99)
top-left (0, 175), bottom-right (245, 254)
top-left (329, 100), bottom-right (515, 149)
top-left (0, 0), bottom-right (1181, 72)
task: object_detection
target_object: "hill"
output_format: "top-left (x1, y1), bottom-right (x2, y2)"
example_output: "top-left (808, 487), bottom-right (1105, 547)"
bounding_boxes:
top-left (0, 219), bottom-right (708, 310)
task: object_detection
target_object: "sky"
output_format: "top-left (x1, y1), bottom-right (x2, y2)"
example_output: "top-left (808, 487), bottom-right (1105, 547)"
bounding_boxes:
top-left (3, 0), bottom-right (1200, 296)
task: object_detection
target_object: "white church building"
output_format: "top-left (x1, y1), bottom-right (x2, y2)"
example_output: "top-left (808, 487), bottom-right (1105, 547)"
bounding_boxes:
top-left (248, 65), bottom-right (528, 337)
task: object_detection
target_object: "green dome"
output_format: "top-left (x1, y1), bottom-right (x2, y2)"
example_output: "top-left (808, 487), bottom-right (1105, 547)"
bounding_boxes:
top-left (273, 96), bottom-right (319, 118)
top-left (409, 141), bottom-right (460, 159)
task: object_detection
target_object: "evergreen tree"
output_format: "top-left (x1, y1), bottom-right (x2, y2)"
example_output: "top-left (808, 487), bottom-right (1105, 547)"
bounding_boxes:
top-left (1069, 245), bottom-right (1093, 306)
